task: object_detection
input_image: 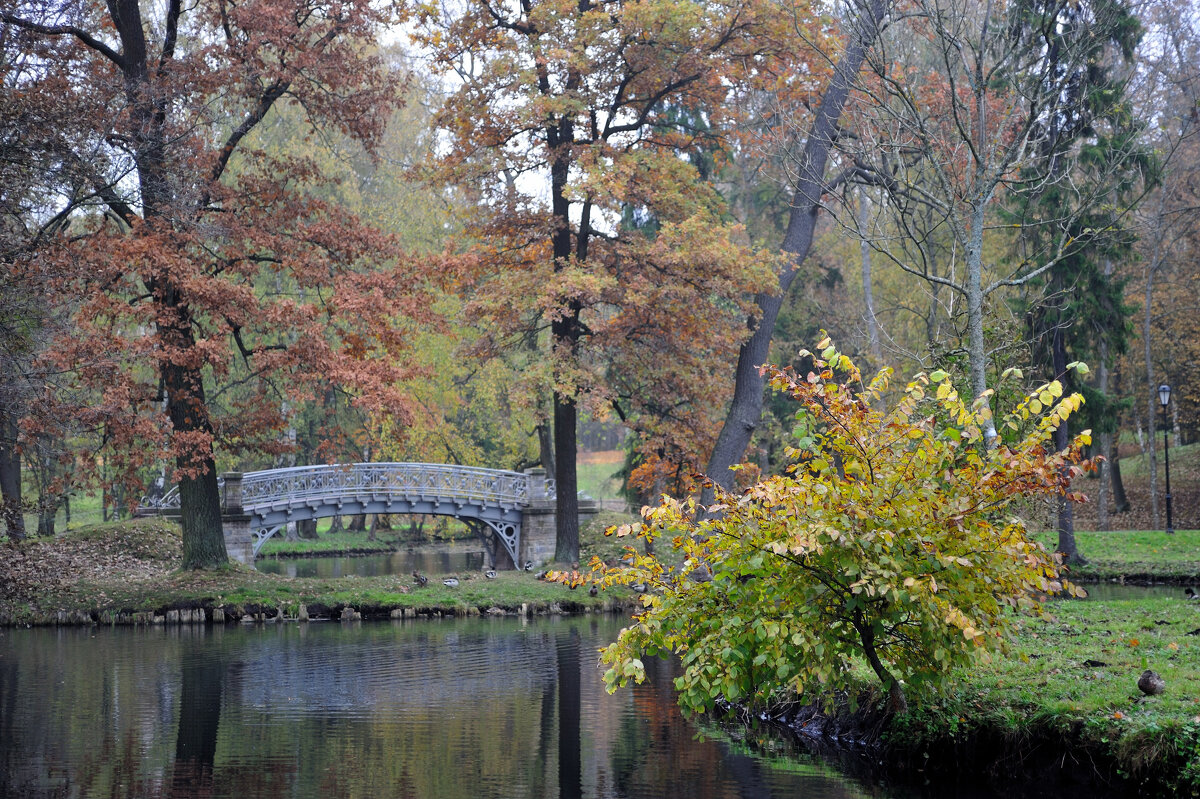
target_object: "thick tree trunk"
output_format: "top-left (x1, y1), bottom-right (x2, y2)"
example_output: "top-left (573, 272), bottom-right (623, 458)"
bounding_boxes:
top-left (36, 501), bottom-right (55, 538)
top-left (1143, 195), bottom-right (1165, 529)
top-left (0, 410), bottom-right (24, 540)
top-left (164, 357), bottom-right (228, 569)
top-left (1110, 447), bottom-right (1130, 513)
top-left (297, 519), bottom-right (318, 539)
top-left (547, 87), bottom-right (583, 563)
top-left (1096, 312), bottom-right (1111, 531)
top-left (964, 200), bottom-right (991, 406)
top-left (553, 392), bottom-right (580, 564)
top-left (705, 0), bottom-right (889, 494)
top-left (348, 513), bottom-right (366, 532)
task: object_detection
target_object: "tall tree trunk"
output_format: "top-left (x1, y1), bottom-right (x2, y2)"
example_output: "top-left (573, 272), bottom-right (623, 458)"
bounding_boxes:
top-left (859, 187), bottom-right (883, 365)
top-left (1095, 260), bottom-right (1113, 531)
top-left (0, 410), bottom-right (24, 540)
top-left (537, 417), bottom-right (556, 477)
top-left (1110, 446), bottom-right (1131, 514)
top-left (964, 199), bottom-right (991, 407)
top-left (1096, 358), bottom-right (1110, 531)
top-left (1097, 430), bottom-right (1112, 530)
top-left (705, 0), bottom-right (889, 493)
top-left (553, 393), bottom-right (580, 563)
top-left (163, 356), bottom-right (228, 569)
top-left (547, 89), bottom-right (583, 563)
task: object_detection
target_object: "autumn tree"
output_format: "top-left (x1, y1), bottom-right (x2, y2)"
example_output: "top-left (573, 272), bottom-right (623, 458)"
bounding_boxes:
top-left (1123, 2), bottom-right (1200, 526)
top-left (704, 0), bottom-right (889, 494)
top-left (414, 0), bottom-right (799, 561)
top-left (0, 33), bottom-right (87, 540)
top-left (3, 0), bottom-right (428, 566)
top-left (994, 0), bottom-right (1148, 559)
top-left (840, 0), bottom-right (1146, 429)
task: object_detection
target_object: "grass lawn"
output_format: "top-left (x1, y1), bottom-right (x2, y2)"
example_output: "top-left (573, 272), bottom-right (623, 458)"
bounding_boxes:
top-left (889, 593), bottom-right (1200, 792)
top-left (0, 517), bottom-right (630, 626)
top-left (577, 450), bottom-right (624, 499)
top-left (1034, 529), bottom-right (1200, 582)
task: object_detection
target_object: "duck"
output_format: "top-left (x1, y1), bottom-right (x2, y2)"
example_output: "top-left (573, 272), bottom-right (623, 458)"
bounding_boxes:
top-left (1139, 669), bottom-right (1166, 696)
top-left (1185, 588), bottom-right (1198, 601)
top-left (412, 571), bottom-right (428, 588)
top-left (588, 585), bottom-right (599, 597)
top-left (442, 577), bottom-right (460, 588)
top-left (524, 560), bottom-right (534, 571)
top-left (485, 570), bottom-right (498, 579)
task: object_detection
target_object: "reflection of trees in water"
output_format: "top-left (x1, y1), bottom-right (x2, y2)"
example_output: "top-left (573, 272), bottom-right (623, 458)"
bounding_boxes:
top-left (614, 657), bottom-right (779, 799)
top-left (169, 638), bottom-right (227, 798)
top-left (557, 625), bottom-right (582, 799)
top-left (0, 620), bottom-right (878, 799)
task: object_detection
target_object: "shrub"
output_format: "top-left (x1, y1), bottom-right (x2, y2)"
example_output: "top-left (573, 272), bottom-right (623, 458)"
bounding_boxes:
top-left (582, 339), bottom-right (1090, 714)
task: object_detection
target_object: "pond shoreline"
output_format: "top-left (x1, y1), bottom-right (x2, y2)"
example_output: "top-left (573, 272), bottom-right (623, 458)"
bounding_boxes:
top-left (4, 520), bottom-right (1200, 797)
top-left (735, 696), bottom-right (1175, 798)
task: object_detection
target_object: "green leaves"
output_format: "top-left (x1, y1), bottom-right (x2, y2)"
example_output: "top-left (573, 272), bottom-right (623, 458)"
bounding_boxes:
top-left (588, 340), bottom-right (1090, 716)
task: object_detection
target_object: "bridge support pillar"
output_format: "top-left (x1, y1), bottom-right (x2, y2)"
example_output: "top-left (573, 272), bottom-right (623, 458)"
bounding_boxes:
top-left (220, 472), bottom-right (254, 565)
top-left (519, 467), bottom-right (556, 568)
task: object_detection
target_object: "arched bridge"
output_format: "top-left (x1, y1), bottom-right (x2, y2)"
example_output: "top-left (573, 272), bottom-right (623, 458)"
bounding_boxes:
top-left (141, 463), bottom-right (557, 567)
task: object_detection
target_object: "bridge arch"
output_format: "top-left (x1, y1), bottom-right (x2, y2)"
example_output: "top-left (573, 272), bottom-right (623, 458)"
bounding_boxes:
top-left (142, 463), bottom-right (555, 568)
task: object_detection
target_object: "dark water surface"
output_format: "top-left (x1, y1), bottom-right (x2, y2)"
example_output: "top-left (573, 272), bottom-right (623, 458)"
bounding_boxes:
top-left (0, 617), bottom-right (921, 799)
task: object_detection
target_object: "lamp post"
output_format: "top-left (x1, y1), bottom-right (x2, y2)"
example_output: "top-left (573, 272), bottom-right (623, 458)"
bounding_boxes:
top-left (1158, 384), bottom-right (1174, 535)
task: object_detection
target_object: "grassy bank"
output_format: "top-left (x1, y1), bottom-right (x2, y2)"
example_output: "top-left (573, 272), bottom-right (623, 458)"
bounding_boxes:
top-left (881, 594), bottom-right (1200, 795)
top-left (1035, 529), bottom-right (1200, 582)
top-left (0, 518), bottom-right (627, 626)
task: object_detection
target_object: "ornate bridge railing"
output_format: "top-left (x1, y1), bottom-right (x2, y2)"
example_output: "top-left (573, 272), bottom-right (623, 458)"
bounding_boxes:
top-left (141, 462), bottom-right (554, 566)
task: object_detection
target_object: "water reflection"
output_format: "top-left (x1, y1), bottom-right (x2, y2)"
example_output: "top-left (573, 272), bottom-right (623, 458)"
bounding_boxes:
top-left (171, 635), bottom-right (225, 798)
top-left (0, 619), bottom-right (896, 799)
top-left (255, 549), bottom-right (485, 578)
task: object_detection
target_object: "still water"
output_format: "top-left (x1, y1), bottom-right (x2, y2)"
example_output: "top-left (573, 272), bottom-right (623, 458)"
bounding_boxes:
top-left (0, 617), bottom-right (913, 799)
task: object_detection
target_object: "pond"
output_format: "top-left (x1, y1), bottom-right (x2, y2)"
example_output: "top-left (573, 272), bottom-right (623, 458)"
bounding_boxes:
top-left (0, 616), bottom-right (938, 799)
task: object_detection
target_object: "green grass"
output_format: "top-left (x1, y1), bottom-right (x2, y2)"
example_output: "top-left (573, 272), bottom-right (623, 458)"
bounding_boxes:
top-left (0, 517), bottom-right (629, 625)
top-left (258, 530), bottom-right (407, 556)
top-left (891, 595), bottom-right (1200, 791)
top-left (259, 518), bottom-right (478, 556)
top-left (1034, 530), bottom-right (1200, 581)
top-left (1110, 441), bottom-right (1200, 479)
top-left (581, 509), bottom-right (641, 564)
top-left (577, 458), bottom-right (624, 499)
